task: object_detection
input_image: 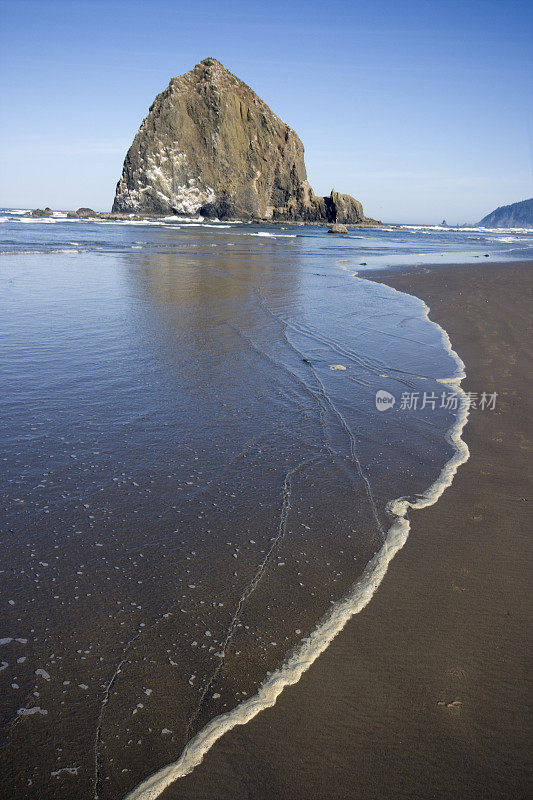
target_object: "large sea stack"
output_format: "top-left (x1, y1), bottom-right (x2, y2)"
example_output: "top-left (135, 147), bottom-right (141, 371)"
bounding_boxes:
top-left (113, 59), bottom-right (378, 224)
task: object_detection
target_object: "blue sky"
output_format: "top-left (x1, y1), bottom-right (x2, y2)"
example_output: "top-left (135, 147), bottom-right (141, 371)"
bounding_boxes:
top-left (0, 0), bottom-right (531, 223)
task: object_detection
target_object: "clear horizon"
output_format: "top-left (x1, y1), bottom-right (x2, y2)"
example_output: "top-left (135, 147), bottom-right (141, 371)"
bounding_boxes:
top-left (0, 0), bottom-right (532, 224)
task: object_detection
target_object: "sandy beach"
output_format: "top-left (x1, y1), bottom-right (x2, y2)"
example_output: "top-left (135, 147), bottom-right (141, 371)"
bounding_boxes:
top-left (2, 4), bottom-right (532, 797)
top-left (163, 261), bottom-right (533, 800)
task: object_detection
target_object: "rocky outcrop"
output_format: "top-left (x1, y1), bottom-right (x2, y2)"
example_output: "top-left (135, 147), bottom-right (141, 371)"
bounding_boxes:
top-left (67, 207), bottom-right (98, 218)
top-left (112, 59), bottom-right (380, 225)
top-left (476, 197), bottom-right (533, 228)
top-left (328, 224), bottom-right (349, 234)
top-left (32, 207), bottom-right (53, 217)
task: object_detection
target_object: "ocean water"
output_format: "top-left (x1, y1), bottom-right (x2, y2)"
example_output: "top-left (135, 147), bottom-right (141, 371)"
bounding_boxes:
top-left (0, 212), bottom-right (529, 799)
top-left (1, 208), bottom-right (532, 266)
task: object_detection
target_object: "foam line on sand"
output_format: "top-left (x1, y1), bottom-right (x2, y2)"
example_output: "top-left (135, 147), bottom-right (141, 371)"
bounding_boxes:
top-left (121, 282), bottom-right (470, 800)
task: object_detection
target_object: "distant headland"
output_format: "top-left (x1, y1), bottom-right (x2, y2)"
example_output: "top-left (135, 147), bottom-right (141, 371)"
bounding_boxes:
top-left (475, 197), bottom-right (533, 228)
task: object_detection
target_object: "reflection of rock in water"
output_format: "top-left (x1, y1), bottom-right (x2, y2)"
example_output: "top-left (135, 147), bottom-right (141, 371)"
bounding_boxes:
top-left (123, 232), bottom-right (303, 365)
top-left (127, 231), bottom-right (300, 304)
top-left (90, 240), bottom-right (394, 798)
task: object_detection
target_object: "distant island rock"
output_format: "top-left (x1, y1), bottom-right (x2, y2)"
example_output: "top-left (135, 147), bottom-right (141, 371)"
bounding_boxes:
top-left (328, 224), bottom-right (349, 234)
top-left (112, 58), bottom-right (380, 225)
top-left (67, 207), bottom-right (98, 219)
top-left (476, 197), bottom-right (533, 228)
top-left (31, 207), bottom-right (53, 217)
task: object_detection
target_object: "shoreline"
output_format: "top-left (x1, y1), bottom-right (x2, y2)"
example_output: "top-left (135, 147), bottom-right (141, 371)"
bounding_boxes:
top-left (121, 264), bottom-right (472, 800)
top-left (160, 260), bottom-right (532, 800)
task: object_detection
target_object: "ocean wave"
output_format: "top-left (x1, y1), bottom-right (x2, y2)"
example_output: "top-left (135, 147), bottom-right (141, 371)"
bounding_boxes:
top-left (18, 217), bottom-right (57, 223)
top-left (121, 279), bottom-right (470, 800)
top-left (400, 224), bottom-right (533, 235)
top-left (0, 248), bottom-right (84, 255)
top-left (178, 222), bottom-right (232, 229)
top-left (248, 231), bottom-right (297, 238)
top-left (93, 219), bottom-right (175, 227)
top-left (161, 215), bottom-right (204, 223)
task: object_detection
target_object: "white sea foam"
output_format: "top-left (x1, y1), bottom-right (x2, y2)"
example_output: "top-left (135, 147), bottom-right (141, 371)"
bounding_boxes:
top-left (93, 219), bottom-right (170, 227)
top-left (161, 215), bottom-right (204, 223)
top-left (179, 222), bottom-right (232, 229)
top-left (248, 231), bottom-right (296, 238)
top-left (121, 279), bottom-right (470, 800)
top-left (51, 766), bottom-right (79, 778)
top-left (17, 707), bottom-right (48, 716)
top-left (18, 217), bottom-right (57, 224)
top-left (0, 248), bottom-right (83, 256)
top-left (400, 224), bottom-right (533, 235)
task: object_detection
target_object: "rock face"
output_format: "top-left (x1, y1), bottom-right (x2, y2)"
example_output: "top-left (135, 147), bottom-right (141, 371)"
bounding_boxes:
top-left (113, 59), bottom-right (379, 224)
top-left (477, 197), bottom-right (533, 228)
top-left (32, 207), bottom-right (53, 217)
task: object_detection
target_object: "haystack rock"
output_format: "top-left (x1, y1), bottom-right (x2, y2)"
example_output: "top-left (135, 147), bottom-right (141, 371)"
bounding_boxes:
top-left (112, 59), bottom-right (379, 225)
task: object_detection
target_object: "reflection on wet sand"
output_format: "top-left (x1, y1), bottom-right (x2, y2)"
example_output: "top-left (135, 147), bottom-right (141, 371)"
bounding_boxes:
top-left (1, 227), bottom-right (460, 800)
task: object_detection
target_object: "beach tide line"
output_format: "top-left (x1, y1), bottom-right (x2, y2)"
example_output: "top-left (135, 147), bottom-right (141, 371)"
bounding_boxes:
top-left (122, 284), bottom-right (470, 800)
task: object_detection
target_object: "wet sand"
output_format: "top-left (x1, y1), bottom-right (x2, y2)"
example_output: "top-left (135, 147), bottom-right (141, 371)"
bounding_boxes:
top-left (163, 261), bottom-right (533, 800)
